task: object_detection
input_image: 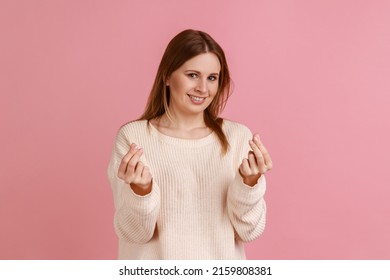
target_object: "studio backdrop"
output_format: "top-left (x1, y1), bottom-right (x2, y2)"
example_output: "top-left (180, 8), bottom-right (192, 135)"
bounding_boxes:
top-left (1, 0), bottom-right (389, 259)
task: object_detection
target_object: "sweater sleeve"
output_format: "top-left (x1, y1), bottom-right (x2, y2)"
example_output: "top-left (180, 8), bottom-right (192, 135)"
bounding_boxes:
top-left (227, 125), bottom-right (267, 242)
top-left (107, 126), bottom-right (161, 244)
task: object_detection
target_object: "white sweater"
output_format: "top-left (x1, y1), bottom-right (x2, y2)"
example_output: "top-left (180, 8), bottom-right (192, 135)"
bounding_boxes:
top-left (107, 119), bottom-right (266, 259)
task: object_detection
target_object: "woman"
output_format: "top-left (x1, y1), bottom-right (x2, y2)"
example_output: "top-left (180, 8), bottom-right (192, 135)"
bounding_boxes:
top-left (107, 29), bottom-right (272, 259)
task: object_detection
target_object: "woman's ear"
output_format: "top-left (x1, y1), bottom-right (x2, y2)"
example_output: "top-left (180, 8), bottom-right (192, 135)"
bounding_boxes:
top-left (165, 75), bottom-right (170, 86)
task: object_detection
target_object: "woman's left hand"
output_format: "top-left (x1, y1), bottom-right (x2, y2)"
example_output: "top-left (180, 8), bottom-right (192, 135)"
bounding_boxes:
top-left (239, 133), bottom-right (273, 187)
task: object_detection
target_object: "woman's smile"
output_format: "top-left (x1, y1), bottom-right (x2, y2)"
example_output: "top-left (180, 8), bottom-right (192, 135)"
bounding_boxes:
top-left (187, 94), bottom-right (207, 105)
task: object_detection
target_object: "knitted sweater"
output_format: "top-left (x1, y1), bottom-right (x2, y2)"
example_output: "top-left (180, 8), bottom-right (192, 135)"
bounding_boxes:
top-left (107, 119), bottom-right (266, 259)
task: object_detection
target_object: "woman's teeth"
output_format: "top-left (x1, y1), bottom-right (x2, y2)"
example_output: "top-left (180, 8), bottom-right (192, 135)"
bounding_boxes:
top-left (189, 95), bottom-right (205, 101)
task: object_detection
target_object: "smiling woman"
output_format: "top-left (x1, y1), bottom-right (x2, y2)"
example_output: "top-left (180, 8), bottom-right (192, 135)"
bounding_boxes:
top-left (166, 53), bottom-right (220, 113)
top-left (107, 29), bottom-right (273, 259)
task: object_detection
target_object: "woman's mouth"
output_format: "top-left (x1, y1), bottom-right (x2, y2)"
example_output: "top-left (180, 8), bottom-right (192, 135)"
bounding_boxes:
top-left (187, 94), bottom-right (206, 105)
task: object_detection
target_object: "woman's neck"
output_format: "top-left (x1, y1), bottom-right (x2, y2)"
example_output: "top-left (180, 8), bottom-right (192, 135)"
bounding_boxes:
top-left (157, 112), bottom-right (207, 131)
top-left (151, 112), bottom-right (212, 140)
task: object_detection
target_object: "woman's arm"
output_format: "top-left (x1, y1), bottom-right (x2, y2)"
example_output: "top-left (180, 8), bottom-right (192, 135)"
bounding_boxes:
top-left (227, 172), bottom-right (267, 242)
top-left (107, 127), bottom-right (160, 244)
top-left (227, 126), bottom-right (271, 242)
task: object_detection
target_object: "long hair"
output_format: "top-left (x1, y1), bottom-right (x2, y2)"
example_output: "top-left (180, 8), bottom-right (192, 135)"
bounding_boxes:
top-left (138, 29), bottom-right (232, 155)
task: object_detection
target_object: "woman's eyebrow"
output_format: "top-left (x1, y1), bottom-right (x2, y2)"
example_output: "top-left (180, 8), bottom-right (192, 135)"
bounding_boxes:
top-left (185, 70), bottom-right (220, 75)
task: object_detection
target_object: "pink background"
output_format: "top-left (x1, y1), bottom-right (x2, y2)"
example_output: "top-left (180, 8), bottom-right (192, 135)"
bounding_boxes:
top-left (1, 0), bottom-right (389, 259)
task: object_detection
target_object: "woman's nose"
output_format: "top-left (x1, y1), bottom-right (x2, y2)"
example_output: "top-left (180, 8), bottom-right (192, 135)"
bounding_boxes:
top-left (195, 79), bottom-right (208, 94)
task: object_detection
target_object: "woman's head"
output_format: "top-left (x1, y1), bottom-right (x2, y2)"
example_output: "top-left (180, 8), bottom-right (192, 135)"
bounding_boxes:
top-left (141, 29), bottom-right (232, 121)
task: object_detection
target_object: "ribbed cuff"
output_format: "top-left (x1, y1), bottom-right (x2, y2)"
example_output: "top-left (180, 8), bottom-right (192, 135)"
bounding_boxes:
top-left (229, 172), bottom-right (266, 205)
top-left (122, 180), bottom-right (161, 216)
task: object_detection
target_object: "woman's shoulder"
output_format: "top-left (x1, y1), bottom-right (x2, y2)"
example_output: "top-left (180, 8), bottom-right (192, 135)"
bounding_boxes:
top-left (117, 119), bottom-right (150, 137)
top-left (222, 118), bottom-right (252, 138)
top-left (119, 119), bottom-right (148, 129)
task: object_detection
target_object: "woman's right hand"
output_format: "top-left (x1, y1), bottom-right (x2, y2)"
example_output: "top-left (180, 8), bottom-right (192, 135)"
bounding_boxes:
top-left (118, 143), bottom-right (153, 196)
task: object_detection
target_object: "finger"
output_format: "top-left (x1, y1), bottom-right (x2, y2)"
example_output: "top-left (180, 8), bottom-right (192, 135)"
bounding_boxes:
top-left (239, 158), bottom-right (251, 176)
top-left (122, 143), bottom-right (139, 162)
top-left (118, 143), bottom-right (139, 178)
top-left (127, 161), bottom-right (143, 185)
top-left (249, 140), bottom-right (265, 166)
top-left (141, 165), bottom-right (149, 177)
top-left (253, 136), bottom-right (273, 170)
top-left (250, 140), bottom-right (270, 174)
top-left (133, 161), bottom-right (144, 179)
top-left (123, 159), bottom-right (142, 184)
top-left (248, 151), bottom-right (260, 174)
top-left (141, 165), bottom-right (152, 183)
top-left (261, 147), bottom-right (272, 170)
top-left (126, 147), bottom-right (143, 174)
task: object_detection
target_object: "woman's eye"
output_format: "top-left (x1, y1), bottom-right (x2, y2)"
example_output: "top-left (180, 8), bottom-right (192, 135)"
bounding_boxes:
top-left (188, 73), bottom-right (198, 78)
top-left (208, 76), bottom-right (217, 81)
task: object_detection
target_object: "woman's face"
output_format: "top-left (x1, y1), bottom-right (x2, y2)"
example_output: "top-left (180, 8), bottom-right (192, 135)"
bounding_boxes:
top-left (166, 52), bottom-right (221, 117)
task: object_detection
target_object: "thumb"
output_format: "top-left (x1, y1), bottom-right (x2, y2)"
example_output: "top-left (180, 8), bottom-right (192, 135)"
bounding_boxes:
top-left (253, 133), bottom-right (260, 141)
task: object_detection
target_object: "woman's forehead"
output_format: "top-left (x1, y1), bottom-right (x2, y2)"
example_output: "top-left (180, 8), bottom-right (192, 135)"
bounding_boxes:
top-left (180, 53), bottom-right (221, 73)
